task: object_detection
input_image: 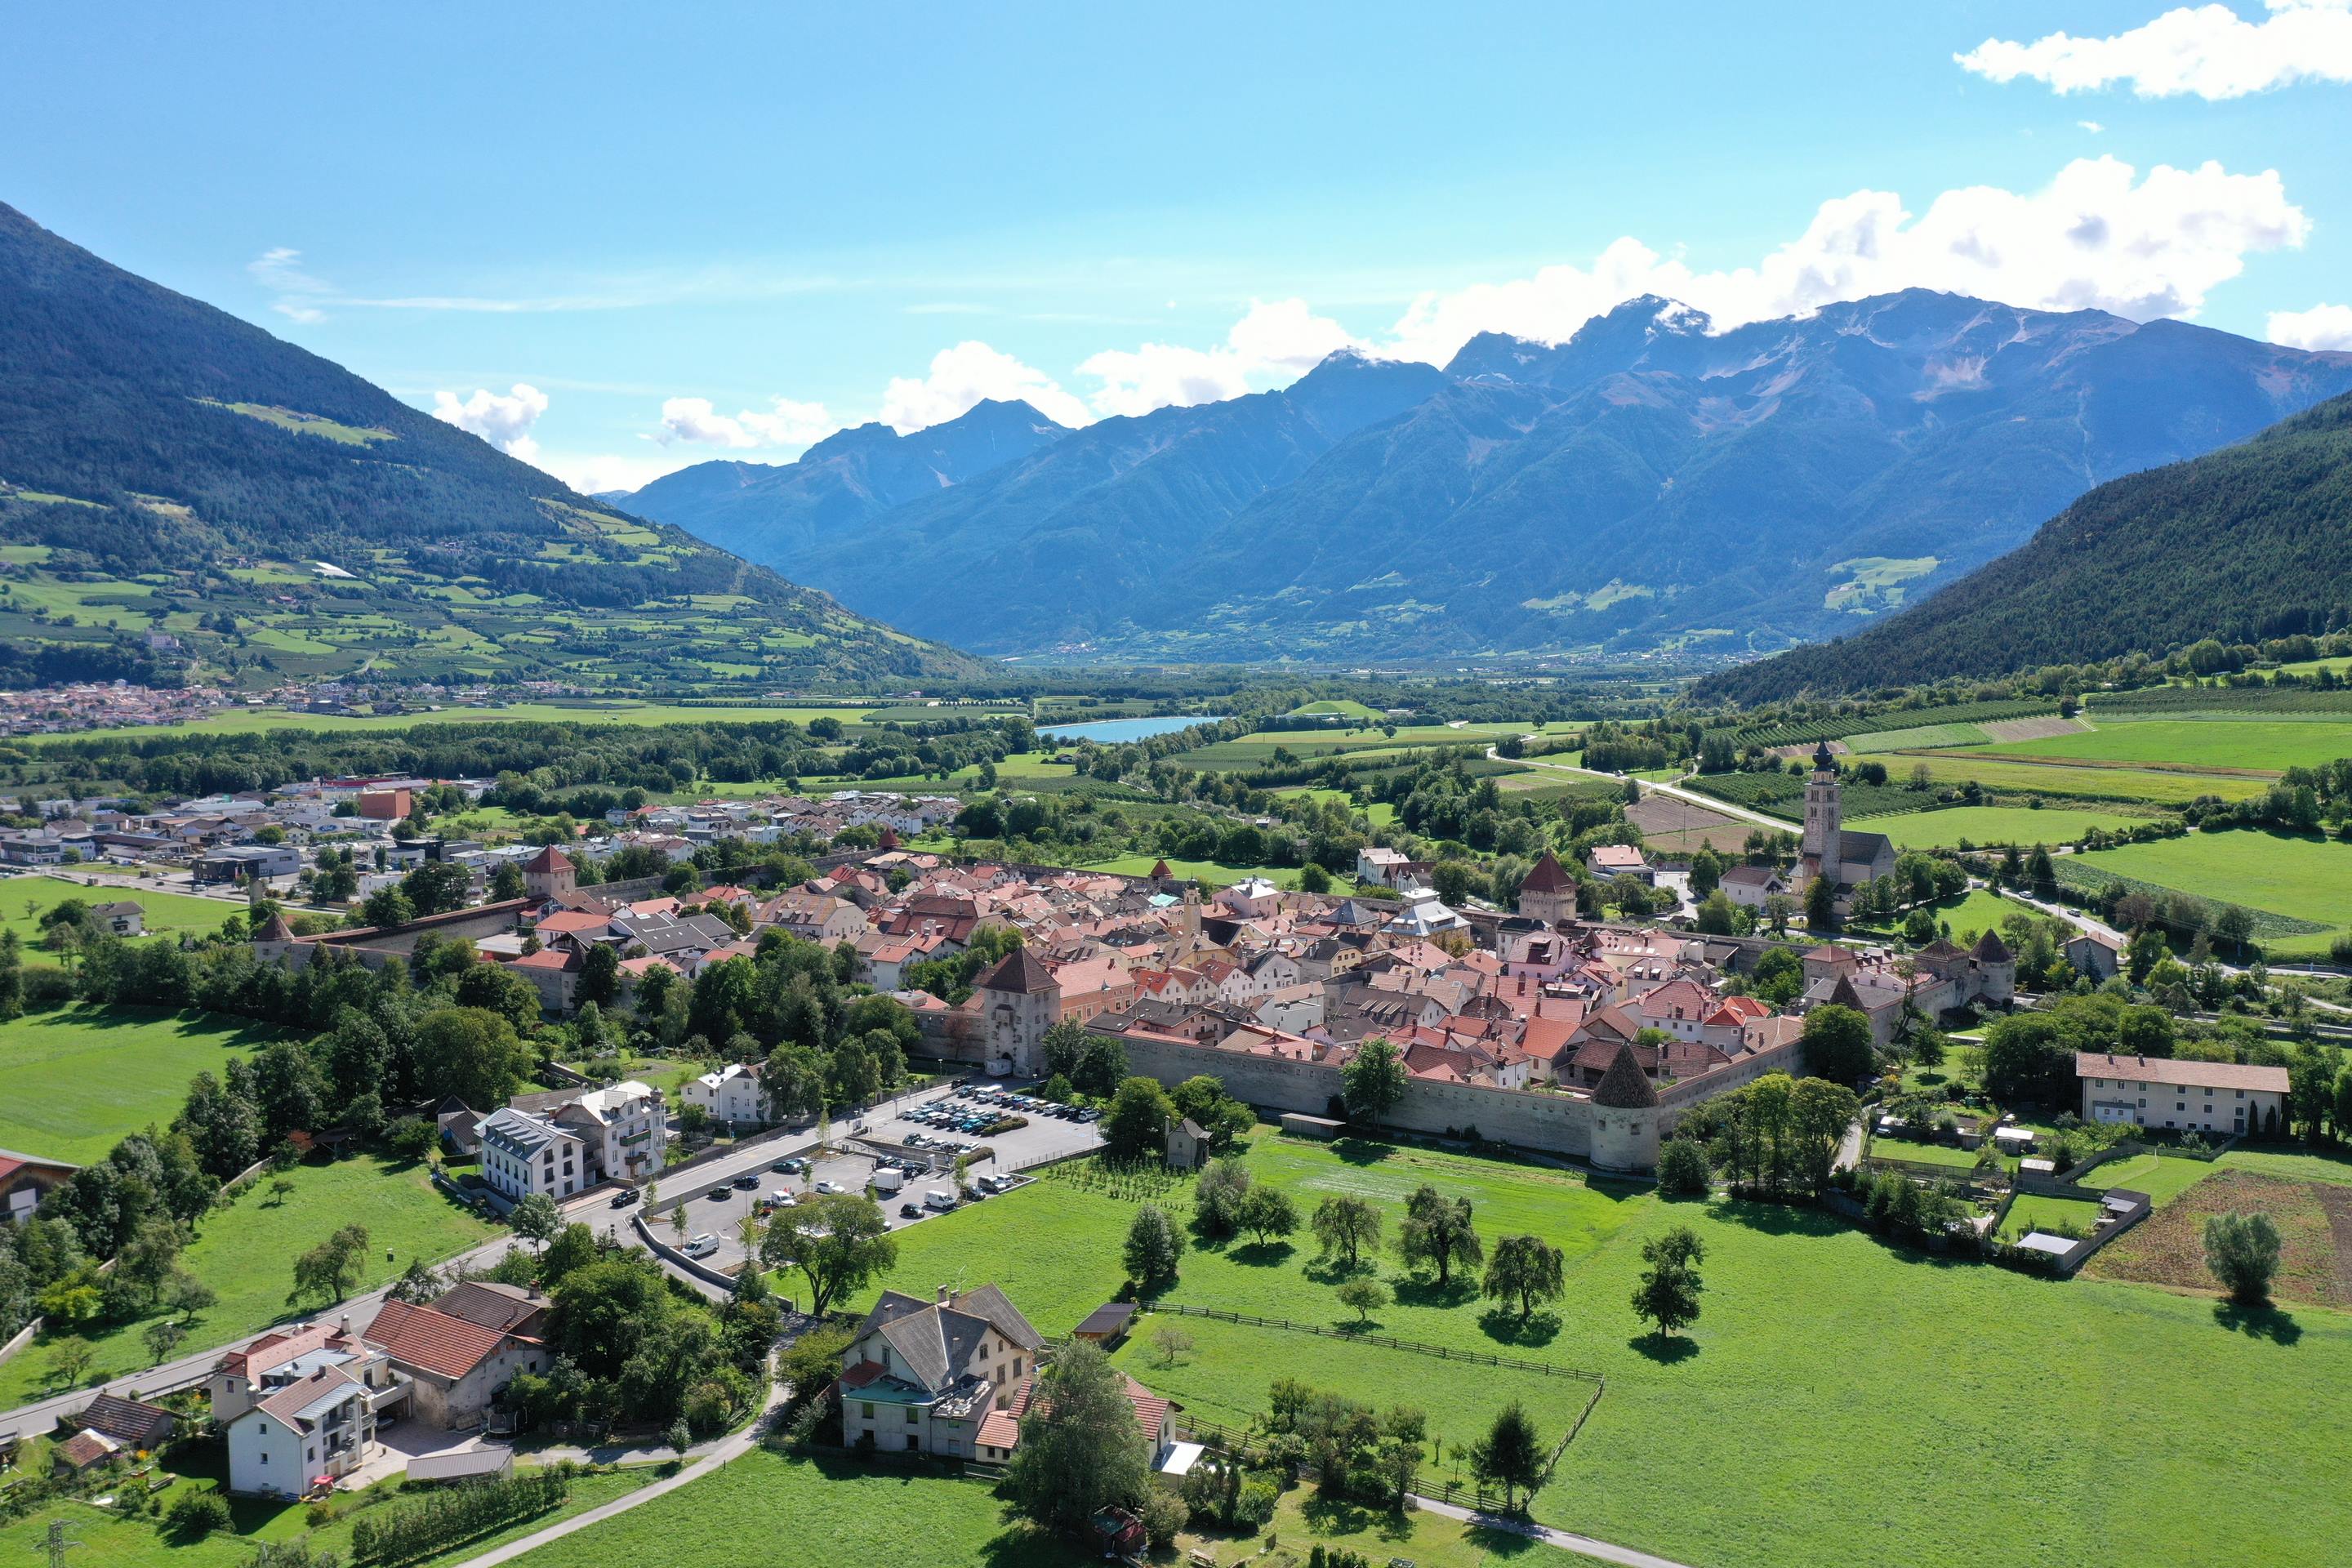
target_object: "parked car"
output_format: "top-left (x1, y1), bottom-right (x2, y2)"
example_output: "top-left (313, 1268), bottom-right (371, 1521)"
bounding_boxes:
top-left (609, 1187), bottom-right (640, 1208)
top-left (899, 1201), bottom-right (924, 1218)
top-left (706, 1189), bottom-right (731, 1202)
top-left (814, 1179), bottom-right (840, 1196)
top-left (731, 1173), bottom-right (760, 1190)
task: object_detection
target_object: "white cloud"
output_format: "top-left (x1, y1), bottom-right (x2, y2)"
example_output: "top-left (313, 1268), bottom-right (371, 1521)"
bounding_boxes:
top-left (1957, 0), bottom-right (2352, 100)
top-left (2268, 301), bottom-right (2352, 349)
top-left (1079, 300), bottom-right (1363, 419)
top-left (534, 449), bottom-right (699, 496)
top-left (430, 383), bottom-right (550, 462)
top-left (248, 247), bottom-right (331, 323)
top-left (2078, 119), bottom-right (2106, 132)
top-left (1380, 157), bottom-right (2307, 364)
top-left (655, 395), bottom-right (838, 450)
top-left (877, 341), bottom-right (1094, 432)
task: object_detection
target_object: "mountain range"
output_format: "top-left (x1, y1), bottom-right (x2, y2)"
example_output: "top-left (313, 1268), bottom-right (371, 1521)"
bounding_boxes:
top-left (0, 202), bottom-right (979, 689)
top-left (1694, 390), bottom-right (2352, 703)
top-left (623, 291), bottom-right (2352, 662)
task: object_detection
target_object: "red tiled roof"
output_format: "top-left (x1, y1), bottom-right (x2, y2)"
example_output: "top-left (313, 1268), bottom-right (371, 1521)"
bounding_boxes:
top-left (524, 845), bottom-right (573, 873)
top-left (363, 1299), bottom-right (510, 1379)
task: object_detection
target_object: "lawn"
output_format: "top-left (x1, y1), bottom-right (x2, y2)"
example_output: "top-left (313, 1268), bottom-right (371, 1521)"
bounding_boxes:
top-left (2080, 1153), bottom-right (2215, 1208)
top-left (0, 1463), bottom-right (657, 1568)
top-left (2065, 829), bottom-right (2352, 956)
top-left (0, 875), bottom-right (243, 945)
top-left (863, 1134), bottom-right (2352, 1568)
top-left (0, 1005), bottom-right (291, 1165)
top-left (506, 1449), bottom-right (1085, 1568)
top-left (0, 1152), bottom-right (497, 1408)
top-left (1994, 1193), bottom-right (2106, 1242)
top-left (1845, 805), bottom-right (2151, 850)
top-left (1984, 718), bottom-right (2352, 775)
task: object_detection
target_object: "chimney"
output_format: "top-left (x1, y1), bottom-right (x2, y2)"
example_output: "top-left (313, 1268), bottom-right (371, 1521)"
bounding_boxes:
top-left (936, 1285), bottom-right (951, 1305)
top-left (338, 1312), bottom-right (351, 1337)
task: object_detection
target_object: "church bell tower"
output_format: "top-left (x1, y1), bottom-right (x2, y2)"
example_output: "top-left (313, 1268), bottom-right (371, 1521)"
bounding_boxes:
top-left (1802, 742), bottom-right (1842, 868)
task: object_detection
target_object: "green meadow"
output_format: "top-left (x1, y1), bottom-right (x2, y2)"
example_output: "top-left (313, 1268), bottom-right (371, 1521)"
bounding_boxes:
top-left (2007, 716), bottom-right (2352, 774)
top-left (1844, 804), bottom-right (2151, 849)
top-left (859, 1134), bottom-right (2352, 1568)
top-left (0, 1004), bottom-right (288, 1165)
top-left (2065, 828), bottom-right (2352, 956)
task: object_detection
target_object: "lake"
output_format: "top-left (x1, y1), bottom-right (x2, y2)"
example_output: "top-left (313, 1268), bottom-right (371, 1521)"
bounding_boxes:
top-left (1036, 715), bottom-right (1218, 744)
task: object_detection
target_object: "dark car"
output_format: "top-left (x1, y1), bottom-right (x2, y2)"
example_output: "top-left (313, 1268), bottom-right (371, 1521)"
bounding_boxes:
top-left (706, 1189), bottom-right (731, 1202)
top-left (731, 1173), bottom-right (760, 1190)
top-left (609, 1187), bottom-right (640, 1208)
top-left (899, 1201), bottom-right (923, 1218)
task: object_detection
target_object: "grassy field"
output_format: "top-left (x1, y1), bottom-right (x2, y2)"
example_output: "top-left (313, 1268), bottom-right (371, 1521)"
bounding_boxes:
top-left (1842, 721), bottom-right (1993, 752)
top-left (859, 1133), bottom-right (2352, 1568)
top-left (1989, 718), bottom-right (2352, 774)
top-left (0, 875), bottom-right (242, 946)
top-left (2065, 829), bottom-right (2352, 956)
top-left (1076, 853), bottom-right (1310, 890)
top-left (0, 1152), bottom-right (497, 1408)
top-left (1188, 1485), bottom-right (1607, 1567)
top-left (508, 1449), bottom-right (1083, 1568)
top-left (1899, 753), bottom-right (2273, 806)
top-left (1846, 887), bottom-right (2018, 947)
top-left (0, 1005), bottom-right (291, 1164)
top-left (0, 1463), bottom-right (657, 1568)
top-left (1845, 805), bottom-right (2152, 849)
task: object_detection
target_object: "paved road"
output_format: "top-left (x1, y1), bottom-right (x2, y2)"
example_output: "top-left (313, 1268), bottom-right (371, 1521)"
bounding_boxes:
top-left (1413, 1493), bottom-right (1702, 1568)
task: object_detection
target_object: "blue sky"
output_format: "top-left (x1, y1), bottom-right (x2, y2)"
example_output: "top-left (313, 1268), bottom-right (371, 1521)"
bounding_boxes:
top-left (7, 2), bottom-right (2350, 490)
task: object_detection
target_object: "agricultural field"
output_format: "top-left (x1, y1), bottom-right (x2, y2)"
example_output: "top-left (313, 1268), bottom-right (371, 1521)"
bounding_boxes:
top-left (1843, 805), bottom-right (2152, 850)
top-left (0, 1152), bottom-right (497, 1409)
top-left (23, 699), bottom-right (912, 745)
top-left (2062, 829), bottom-right (2352, 957)
top-left (1841, 721), bottom-right (1993, 752)
top-left (1285, 698), bottom-right (1385, 719)
top-left (0, 1005), bottom-right (289, 1165)
top-left (1996, 1193), bottom-right (2107, 1242)
top-left (1960, 717), bottom-right (2352, 775)
top-left (1170, 726), bottom-right (1512, 770)
top-left (0, 874), bottom-right (244, 945)
top-left (863, 1133), bottom-right (2352, 1568)
top-left (1895, 753), bottom-right (2272, 806)
top-left (2079, 1152), bottom-right (2216, 1209)
top-left (2084, 1169), bottom-right (2350, 1309)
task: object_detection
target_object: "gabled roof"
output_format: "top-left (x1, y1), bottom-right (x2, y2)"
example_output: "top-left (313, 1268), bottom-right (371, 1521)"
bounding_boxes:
top-left (252, 1363), bottom-right (363, 1429)
top-left (1592, 1041), bottom-right (1660, 1108)
top-left (523, 844), bottom-right (574, 873)
top-left (431, 1281), bottom-right (551, 1336)
top-left (364, 1298), bottom-right (512, 1380)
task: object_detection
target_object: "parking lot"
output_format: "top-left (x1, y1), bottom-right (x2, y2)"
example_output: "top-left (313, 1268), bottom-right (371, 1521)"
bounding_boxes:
top-left (649, 1080), bottom-right (1103, 1290)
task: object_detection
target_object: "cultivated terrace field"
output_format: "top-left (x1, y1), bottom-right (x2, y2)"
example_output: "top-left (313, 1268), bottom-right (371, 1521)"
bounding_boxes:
top-left (0, 1004), bottom-right (287, 1164)
top-left (860, 1133), bottom-right (2352, 1568)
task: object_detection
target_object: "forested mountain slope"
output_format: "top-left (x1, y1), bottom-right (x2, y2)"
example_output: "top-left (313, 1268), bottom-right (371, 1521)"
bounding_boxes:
top-left (1694, 392), bottom-right (2352, 702)
top-left (0, 203), bottom-right (981, 688)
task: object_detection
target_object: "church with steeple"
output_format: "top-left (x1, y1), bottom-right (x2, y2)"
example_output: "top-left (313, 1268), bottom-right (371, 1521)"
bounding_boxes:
top-left (1795, 742), bottom-right (1895, 902)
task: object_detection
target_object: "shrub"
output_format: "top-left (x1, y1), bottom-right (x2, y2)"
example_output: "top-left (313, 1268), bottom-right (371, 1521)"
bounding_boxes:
top-left (1235, 1477), bottom-right (1279, 1528)
top-left (1138, 1488), bottom-right (1188, 1548)
top-left (167, 1490), bottom-right (232, 1539)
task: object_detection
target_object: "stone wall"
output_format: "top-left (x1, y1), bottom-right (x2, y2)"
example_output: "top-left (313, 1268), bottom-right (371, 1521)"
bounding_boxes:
top-left (1115, 1032), bottom-right (1601, 1164)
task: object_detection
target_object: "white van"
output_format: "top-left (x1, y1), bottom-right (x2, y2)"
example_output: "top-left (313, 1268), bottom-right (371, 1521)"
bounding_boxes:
top-left (681, 1234), bottom-right (720, 1259)
top-left (923, 1187), bottom-right (956, 1210)
top-left (871, 1168), bottom-right (905, 1196)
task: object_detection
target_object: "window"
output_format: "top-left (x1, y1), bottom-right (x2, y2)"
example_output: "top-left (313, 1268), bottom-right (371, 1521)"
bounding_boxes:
top-left (261, 1451), bottom-right (269, 1463)
top-left (906, 1405), bottom-right (919, 1423)
top-left (861, 1402), bottom-right (875, 1419)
